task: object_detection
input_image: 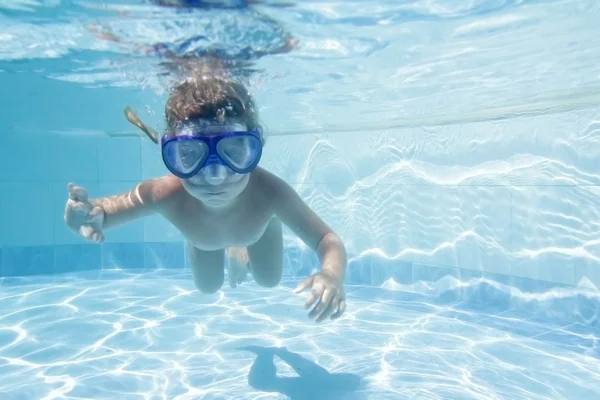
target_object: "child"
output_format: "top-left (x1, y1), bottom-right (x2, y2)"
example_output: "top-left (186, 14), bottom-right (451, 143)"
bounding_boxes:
top-left (64, 72), bottom-right (347, 323)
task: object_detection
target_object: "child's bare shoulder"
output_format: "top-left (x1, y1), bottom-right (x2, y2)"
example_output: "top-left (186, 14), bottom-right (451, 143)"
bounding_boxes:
top-left (252, 168), bottom-right (293, 199)
top-left (139, 175), bottom-right (185, 208)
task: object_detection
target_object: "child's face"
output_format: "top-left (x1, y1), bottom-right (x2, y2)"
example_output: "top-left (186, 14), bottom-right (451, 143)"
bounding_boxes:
top-left (165, 118), bottom-right (261, 207)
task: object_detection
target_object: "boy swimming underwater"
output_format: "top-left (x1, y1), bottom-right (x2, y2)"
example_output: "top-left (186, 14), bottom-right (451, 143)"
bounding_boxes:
top-left (64, 72), bottom-right (347, 323)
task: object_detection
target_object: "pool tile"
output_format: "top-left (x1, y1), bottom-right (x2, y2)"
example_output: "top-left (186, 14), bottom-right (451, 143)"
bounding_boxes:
top-left (509, 185), bottom-right (597, 286)
top-left (283, 247), bottom-right (301, 277)
top-left (572, 292), bottom-right (600, 328)
top-left (412, 263), bottom-right (460, 302)
top-left (50, 134), bottom-right (100, 182)
top-left (481, 309), bottom-right (571, 339)
top-left (97, 137), bottom-right (142, 181)
top-left (413, 263), bottom-right (459, 282)
top-left (534, 323), bottom-right (600, 358)
top-left (102, 243), bottom-right (145, 269)
top-left (0, 182), bottom-right (54, 247)
top-left (455, 186), bottom-right (512, 276)
top-left (457, 269), bottom-right (513, 312)
top-left (141, 137), bottom-right (169, 180)
top-left (144, 214), bottom-right (184, 243)
top-left (346, 255), bottom-right (371, 285)
top-left (370, 258), bottom-right (412, 286)
top-left (144, 242), bottom-right (185, 269)
top-left (54, 244), bottom-right (102, 274)
top-left (1, 246), bottom-right (55, 277)
top-left (574, 258), bottom-right (600, 290)
top-left (0, 135), bottom-right (54, 181)
top-left (295, 248), bottom-right (319, 278)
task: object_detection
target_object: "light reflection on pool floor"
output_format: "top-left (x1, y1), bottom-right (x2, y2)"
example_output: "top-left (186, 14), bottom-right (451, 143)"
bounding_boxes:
top-left (1, 269), bottom-right (599, 400)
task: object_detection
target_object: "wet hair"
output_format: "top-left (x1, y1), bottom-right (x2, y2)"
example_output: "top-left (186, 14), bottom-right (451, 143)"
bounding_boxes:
top-left (165, 68), bottom-right (261, 136)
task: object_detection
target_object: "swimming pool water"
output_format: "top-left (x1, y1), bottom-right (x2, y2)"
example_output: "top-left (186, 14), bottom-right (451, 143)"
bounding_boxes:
top-left (1, 0), bottom-right (600, 398)
top-left (1, 268), bottom-right (599, 399)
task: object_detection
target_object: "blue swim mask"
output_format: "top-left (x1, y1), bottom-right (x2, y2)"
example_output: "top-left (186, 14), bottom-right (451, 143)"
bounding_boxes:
top-left (161, 121), bottom-right (263, 179)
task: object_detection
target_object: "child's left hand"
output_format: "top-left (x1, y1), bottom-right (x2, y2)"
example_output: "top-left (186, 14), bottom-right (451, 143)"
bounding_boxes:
top-left (294, 272), bottom-right (346, 322)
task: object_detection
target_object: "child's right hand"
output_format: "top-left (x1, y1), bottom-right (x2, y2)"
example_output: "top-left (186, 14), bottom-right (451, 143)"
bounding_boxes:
top-left (64, 183), bottom-right (105, 243)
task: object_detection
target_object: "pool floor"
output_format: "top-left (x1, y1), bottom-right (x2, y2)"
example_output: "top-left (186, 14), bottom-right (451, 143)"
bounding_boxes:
top-left (1, 269), bottom-right (599, 399)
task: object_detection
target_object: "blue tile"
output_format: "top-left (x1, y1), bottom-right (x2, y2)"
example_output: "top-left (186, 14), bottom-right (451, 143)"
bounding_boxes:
top-left (141, 138), bottom-right (169, 180)
top-left (295, 248), bottom-right (319, 277)
top-left (509, 277), bottom-right (578, 325)
top-left (573, 293), bottom-right (600, 328)
top-left (102, 243), bottom-right (145, 269)
top-left (458, 268), bottom-right (512, 312)
top-left (50, 135), bottom-right (100, 181)
top-left (97, 137), bottom-right (142, 181)
top-left (54, 244), bottom-right (102, 274)
top-left (456, 186), bottom-right (512, 276)
top-left (459, 268), bottom-right (483, 281)
top-left (144, 213), bottom-right (184, 242)
top-left (412, 264), bottom-right (460, 302)
top-left (481, 271), bottom-right (514, 286)
top-left (509, 186), bottom-right (596, 286)
top-left (0, 182), bottom-right (54, 246)
top-left (412, 263), bottom-right (459, 283)
top-left (481, 310), bottom-right (570, 339)
top-left (144, 242), bottom-right (184, 269)
top-left (535, 323), bottom-right (600, 358)
top-left (511, 276), bottom-right (571, 294)
top-left (283, 246), bottom-right (302, 277)
top-left (0, 136), bottom-right (54, 181)
top-left (371, 258), bottom-right (412, 286)
top-left (574, 258), bottom-right (600, 290)
top-left (1, 246), bottom-right (55, 277)
top-left (346, 255), bottom-right (371, 285)
top-left (459, 268), bottom-right (515, 287)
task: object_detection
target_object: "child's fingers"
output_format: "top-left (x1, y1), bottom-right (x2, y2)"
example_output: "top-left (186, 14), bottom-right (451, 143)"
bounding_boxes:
top-left (330, 298), bottom-right (346, 320)
top-left (69, 200), bottom-right (92, 217)
top-left (67, 182), bottom-right (77, 200)
top-left (91, 231), bottom-right (104, 243)
top-left (79, 225), bottom-right (104, 243)
top-left (86, 206), bottom-right (104, 224)
top-left (304, 286), bottom-right (321, 310)
top-left (293, 275), bottom-right (313, 294)
top-left (68, 183), bottom-right (88, 202)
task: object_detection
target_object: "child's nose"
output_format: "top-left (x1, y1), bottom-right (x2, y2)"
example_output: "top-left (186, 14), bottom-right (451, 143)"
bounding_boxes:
top-left (202, 164), bottom-right (228, 185)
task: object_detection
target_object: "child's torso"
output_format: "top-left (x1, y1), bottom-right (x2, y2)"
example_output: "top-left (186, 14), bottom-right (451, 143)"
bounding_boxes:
top-left (162, 177), bottom-right (275, 250)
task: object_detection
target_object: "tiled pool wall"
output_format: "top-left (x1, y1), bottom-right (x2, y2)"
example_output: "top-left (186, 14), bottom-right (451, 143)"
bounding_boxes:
top-left (0, 105), bottom-right (599, 295)
top-left (0, 242), bottom-right (596, 295)
top-left (1, 242), bottom-right (599, 327)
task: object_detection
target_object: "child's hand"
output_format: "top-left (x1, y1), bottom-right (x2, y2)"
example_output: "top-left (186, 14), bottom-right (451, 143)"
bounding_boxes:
top-left (294, 272), bottom-right (346, 322)
top-left (64, 183), bottom-right (105, 243)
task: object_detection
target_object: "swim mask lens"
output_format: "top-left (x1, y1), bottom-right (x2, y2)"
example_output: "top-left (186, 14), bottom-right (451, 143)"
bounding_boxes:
top-left (161, 127), bottom-right (262, 179)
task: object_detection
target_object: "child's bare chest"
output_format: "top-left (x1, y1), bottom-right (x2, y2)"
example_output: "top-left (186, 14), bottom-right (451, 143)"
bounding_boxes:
top-left (166, 198), bottom-right (274, 251)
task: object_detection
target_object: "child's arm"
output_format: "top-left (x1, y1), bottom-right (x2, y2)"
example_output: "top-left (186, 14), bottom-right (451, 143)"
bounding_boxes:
top-left (91, 177), bottom-right (175, 230)
top-left (271, 176), bottom-right (347, 282)
top-left (268, 173), bottom-right (347, 321)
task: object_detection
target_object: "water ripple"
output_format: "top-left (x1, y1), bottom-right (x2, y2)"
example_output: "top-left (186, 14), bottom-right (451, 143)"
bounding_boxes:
top-left (2, 0), bottom-right (599, 136)
top-left (1, 270), bottom-right (599, 399)
top-left (258, 115), bottom-right (600, 284)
